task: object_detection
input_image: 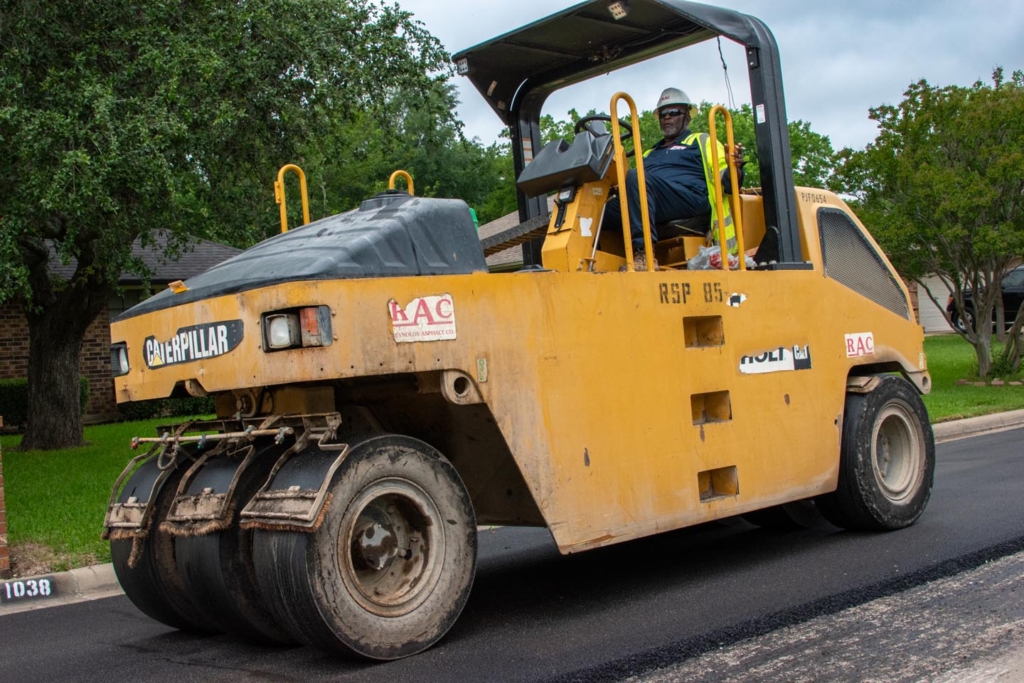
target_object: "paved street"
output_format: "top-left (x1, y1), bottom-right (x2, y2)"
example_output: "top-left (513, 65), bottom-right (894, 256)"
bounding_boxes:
top-left (1, 428), bottom-right (1022, 682)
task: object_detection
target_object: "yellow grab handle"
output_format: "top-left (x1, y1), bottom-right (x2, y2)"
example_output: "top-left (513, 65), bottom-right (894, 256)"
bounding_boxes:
top-left (707, 106), bottom-right (746, 270)
top-left (274, 164), bottom-right (310, 234)
top-left (610, 93), bottom-right (654, 272)
top-left (388, 170), bottom-right (415, 196)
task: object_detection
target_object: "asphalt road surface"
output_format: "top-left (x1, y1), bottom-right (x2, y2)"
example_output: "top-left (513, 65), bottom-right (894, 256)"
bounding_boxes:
top-left (2, 428), bottom-right (1022, 683)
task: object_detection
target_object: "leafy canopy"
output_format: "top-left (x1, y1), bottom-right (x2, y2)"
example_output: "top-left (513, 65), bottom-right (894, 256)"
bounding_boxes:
top-left (831, 69), bottom-right (1024, 376)
top-left (0, 0), bottom-right (452, 306)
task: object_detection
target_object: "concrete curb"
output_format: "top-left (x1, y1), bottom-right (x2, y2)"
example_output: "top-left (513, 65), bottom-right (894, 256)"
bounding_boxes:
top-left (62, 562), bottom-right (119, 595)
top-left (0, 563), bottom-right (119, 616)
top-left (2, 412), bottom-right (1023, 617)
top-left (932, 409), bottom-right (1024, 443)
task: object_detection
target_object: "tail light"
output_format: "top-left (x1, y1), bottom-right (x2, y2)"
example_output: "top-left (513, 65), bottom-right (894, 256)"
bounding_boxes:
top-left (110, 343), bottom-right (130, 376)
top-left (263, 306), bottom-right (333, 351)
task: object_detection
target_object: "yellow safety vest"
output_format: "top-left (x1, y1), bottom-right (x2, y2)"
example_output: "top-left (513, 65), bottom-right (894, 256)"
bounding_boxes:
top-left (644, 132), bottom-right (738, 255)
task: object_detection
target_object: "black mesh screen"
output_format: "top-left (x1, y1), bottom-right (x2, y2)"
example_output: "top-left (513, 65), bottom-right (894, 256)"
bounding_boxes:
top-left (817, 208), bottom-right (910, 319)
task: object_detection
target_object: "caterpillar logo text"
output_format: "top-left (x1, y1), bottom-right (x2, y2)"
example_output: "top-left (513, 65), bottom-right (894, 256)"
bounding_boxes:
top-left (144, 320), bottom-right (244, 369)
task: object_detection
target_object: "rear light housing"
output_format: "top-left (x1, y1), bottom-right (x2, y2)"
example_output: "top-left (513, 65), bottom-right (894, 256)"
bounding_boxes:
top-left (110, 343), bottom-right (130, 376)
top-left (262, 306), bottom-right (333, 351)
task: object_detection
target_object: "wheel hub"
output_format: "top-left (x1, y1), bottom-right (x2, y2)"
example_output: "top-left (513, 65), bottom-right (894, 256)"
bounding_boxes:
top-left (352, 506), bottom-right (400, 572)
top-left (340, 480), bottom-right (444, 616)
top-left (872, 401), bottom-right (924, 503)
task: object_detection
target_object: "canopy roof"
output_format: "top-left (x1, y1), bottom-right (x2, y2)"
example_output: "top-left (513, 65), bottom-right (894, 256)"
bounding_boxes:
top-left (453, 0), bottom-right (802, 265)
top-left (454, 0), bottom-right (767, 125)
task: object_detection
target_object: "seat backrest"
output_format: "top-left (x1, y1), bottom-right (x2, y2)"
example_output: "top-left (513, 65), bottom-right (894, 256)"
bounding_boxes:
top-left (738, 194), bottom-right (766, 252)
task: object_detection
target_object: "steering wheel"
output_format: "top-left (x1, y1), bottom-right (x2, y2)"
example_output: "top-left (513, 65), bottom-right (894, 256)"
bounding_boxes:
top-left (574, 114), bottom-right (633, 139)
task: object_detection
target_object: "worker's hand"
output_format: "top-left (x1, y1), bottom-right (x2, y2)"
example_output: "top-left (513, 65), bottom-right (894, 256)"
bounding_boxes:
top-left (730, 143), bottom-right (746, 167)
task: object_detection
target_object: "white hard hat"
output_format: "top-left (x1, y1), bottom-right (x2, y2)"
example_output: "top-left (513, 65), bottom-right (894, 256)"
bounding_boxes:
top-left (656, 87), bottom-right (697, 116)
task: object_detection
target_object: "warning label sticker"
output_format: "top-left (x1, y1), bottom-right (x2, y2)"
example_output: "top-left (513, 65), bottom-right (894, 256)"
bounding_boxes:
top-left (388, 294), bottom-right (457, 343)
top-left (739, 345), bottom-right (812, 375)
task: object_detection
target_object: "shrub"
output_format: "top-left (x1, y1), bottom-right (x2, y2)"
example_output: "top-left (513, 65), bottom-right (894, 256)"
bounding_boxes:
top-left (117, 396), bottom-right (215, 422)
top-left (0, 377), bottom-right (90, 429)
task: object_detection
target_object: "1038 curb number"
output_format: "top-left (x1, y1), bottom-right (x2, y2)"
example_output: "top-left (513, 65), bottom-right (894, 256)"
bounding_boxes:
top-left (1, 578), bottom-right (54, 602)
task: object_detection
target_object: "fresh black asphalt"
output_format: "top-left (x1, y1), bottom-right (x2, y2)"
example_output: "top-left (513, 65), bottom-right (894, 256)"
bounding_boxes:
top-left (1, 428), bottom-right (1022, 682)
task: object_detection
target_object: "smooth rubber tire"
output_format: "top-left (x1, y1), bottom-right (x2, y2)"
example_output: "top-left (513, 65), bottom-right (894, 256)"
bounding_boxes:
top-left (816, 376), bottom-right (935, 531)
top-left (111, 454), bottom-right (219, 633)
top-left (253, 434), bottom-right (477, 660)
top-left (174, 440), bottom-right (291, 645)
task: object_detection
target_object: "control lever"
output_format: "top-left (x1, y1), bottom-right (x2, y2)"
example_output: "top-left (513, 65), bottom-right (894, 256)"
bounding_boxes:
top-left (553, 186), bottom-right (577, 230)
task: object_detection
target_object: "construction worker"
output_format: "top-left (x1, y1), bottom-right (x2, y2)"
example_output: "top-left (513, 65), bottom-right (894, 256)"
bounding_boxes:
top-left (605, 87), bottom-right (744, 269)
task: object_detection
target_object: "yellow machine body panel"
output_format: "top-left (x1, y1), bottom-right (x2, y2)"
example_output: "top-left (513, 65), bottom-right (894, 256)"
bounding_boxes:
top-left (110, 190), bottom-right (926, 555)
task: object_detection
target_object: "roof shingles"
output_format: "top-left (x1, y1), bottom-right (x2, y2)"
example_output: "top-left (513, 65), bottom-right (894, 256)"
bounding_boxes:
top-left (478, 197), bottom-right (554, 269)
top-left (49, 232), bottom-right (242, 284)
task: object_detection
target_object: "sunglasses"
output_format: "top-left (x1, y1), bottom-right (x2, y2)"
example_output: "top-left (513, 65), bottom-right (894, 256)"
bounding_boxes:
top-left (659, 109), bottom-right (685, 119)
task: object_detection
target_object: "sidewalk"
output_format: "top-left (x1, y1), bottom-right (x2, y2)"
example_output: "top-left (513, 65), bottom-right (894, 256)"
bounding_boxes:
top-left (932, 408), bottom-right (1024, 443)
top-left (2, 410), bottom-right (1023, 616)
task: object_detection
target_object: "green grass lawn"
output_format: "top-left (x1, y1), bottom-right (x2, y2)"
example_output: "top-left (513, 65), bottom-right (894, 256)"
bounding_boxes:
top-left (0, 334), bottom-right (1020, 574)
top-left (1, 418), bottom-right (177, 572)
top-left (922, 334), bottom-right (1024, 422)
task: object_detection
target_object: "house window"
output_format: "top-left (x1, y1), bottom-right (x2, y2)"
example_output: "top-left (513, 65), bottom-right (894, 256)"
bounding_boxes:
top-left (107, 288), bottom-right (151, 319)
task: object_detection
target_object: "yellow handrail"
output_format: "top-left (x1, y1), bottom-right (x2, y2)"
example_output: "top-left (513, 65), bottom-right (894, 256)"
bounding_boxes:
top-left (707, 106), bottom-right (746, 270)
top-left (609, 93), bottom-right (655, 272)
top-left (274, 164), bottom-right (310, 234)
top-left (388, 170), bottom-right (415, 196)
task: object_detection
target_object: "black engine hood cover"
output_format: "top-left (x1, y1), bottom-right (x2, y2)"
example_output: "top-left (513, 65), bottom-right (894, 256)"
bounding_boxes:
top-left (118, 194), bottom-right (487, 321)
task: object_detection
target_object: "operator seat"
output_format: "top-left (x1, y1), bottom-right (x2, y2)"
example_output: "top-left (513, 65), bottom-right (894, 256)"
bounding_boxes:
top-left (657, 214), bottom-right (710, 240)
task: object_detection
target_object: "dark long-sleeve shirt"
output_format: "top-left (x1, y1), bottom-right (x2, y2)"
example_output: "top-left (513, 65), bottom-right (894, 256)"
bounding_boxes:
top-left (644, 129), bottom-right (743, 196)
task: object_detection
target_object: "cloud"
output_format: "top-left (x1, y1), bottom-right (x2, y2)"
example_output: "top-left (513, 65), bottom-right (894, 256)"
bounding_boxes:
top-left (397, 0), bottom-right (1024, 151)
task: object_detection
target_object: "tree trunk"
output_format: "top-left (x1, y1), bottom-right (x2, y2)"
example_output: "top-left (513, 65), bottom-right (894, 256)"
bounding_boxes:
top-left (974, 334), bottom-right (993, 379)
top-left (1002, 303), bottom-right (1024, 374)
top-left (995, 295), bottom-right (1007, 342)
top-left (20, 285), bottom-right (106, 451)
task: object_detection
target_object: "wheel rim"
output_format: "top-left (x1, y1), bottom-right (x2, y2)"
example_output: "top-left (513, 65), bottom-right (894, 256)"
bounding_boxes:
top-left (339, 478), bottom-right (444, 617)
top-left (871, 400), bottom-right (925, 503)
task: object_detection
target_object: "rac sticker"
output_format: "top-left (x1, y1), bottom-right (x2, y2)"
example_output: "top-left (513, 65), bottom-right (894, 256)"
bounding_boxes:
top-left (845, 332), bottom-right (875, 358)
top-left (740, 345), bottom-right (812, 375)
top-left (144, 320), bottom-right (243, 369)
top-left (389, 294), bottom-right (456, 343)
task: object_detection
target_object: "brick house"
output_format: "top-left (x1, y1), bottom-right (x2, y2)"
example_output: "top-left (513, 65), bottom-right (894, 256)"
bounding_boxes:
top-left (0, 234), bottom-right (240, 423)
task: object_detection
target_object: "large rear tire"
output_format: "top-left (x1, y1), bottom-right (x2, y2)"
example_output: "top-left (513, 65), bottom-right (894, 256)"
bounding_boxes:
top-left (253, 435), bottom-right (477, 660)
top-left (174, 441), bottom-right (291, 645)
top-left (816, 376), bottom-right (935, 531)
top-left (111, 455), bottom-right (219, 632)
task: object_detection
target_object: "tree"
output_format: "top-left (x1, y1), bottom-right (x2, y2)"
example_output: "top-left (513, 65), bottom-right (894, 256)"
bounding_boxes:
top-left (831, 70), bottom-right (1024, 377)
top-left (0, 0), bottom-right (451, 449)
top-left (312, 84), bottom-right (513, 221)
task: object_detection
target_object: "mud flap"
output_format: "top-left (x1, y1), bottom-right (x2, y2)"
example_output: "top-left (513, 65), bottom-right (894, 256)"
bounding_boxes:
top-left (160, 441), bottom-right (269, 537)
top-left (240, 444), bottom-right (350, 533)
top-left (103, 451), bottom-right (176, 540)
top-left (102, 450), bottom-right (183, 569)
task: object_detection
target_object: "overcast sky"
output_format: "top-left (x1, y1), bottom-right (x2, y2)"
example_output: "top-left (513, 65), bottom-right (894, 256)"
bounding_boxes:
top-left (395, 0), bottom-right (1023, 152)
